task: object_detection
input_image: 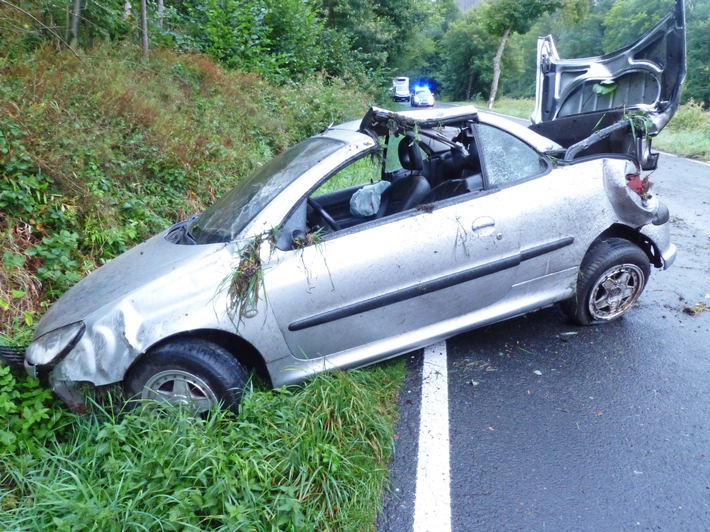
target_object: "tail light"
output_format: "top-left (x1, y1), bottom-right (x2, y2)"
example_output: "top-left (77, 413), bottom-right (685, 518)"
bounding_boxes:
top-left (624, 161), bottom-right (647, 197)
top-left (625, 172), bottom-right (644, 195)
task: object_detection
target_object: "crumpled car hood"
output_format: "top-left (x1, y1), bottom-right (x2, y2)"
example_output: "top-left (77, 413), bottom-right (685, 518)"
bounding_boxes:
top-left (34, 232), bottom-right (228, 338)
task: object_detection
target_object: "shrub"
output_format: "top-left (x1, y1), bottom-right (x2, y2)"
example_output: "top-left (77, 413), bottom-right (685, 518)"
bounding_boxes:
top-left (665, 99), bottom-right (710, 133)
top-left (0, 365), bottom-right (73, 457)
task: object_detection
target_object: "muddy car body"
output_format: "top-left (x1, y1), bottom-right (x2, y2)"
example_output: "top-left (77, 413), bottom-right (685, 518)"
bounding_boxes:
top-left (8, 1), bottom-right (685, 412)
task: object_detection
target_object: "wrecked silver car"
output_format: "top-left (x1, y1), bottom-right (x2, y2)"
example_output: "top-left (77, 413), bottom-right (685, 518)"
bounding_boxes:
top-left (11, 1), bottom-right (685, 413)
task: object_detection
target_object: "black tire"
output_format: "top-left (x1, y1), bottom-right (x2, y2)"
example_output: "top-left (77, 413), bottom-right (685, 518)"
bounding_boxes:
top-left (124, 339), bottom-right (248, 413)
top-left (562, 238), bottom-right (651, 326)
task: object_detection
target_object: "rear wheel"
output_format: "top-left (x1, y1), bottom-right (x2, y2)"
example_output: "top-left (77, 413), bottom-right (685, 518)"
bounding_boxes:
top-left (124, 339), bottom-right (248, 413)
top-left (562, 238), bottom-right (650, 325)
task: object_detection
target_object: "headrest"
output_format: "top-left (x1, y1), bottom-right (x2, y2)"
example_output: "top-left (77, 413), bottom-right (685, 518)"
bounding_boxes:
top-left (398, 134), bottom-right (423, 171)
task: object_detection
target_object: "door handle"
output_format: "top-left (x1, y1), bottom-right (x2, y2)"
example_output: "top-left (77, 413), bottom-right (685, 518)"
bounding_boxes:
top-left (471, 216), bottom-right (496, 236)
top-left (471, 216), bottom-right (502, 239)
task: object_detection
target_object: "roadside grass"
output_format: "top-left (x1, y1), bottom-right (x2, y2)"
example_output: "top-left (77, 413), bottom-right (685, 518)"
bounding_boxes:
top-left (654, 100), bottom-right (710, 160)
top-left (471, 97), bottom-right (535, 120)
top-left (470, 97), bottom-right (710, 162)
top-left (0, 361), bottom-right (406, 530)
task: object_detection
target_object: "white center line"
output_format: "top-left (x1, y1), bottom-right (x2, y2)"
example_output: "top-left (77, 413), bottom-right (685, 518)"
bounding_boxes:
top-left (413, 341), bottom-right (451, 532)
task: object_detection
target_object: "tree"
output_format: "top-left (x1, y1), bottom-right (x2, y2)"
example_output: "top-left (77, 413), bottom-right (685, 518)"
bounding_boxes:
top-left (436, 8), bottom-right (512, 101)
top-left (483, 0), bottom-right (563, 108)
top-left (140, 0), bottom-right (148, 58)
top-left (399, 0), bottom-right (460, 80)
top-left (70, 0), bottom-right (81, 46)
top-left (316, 0), bottom-right (430, 75)
top-left (684, 0), bottom-right (710, 106)
top-left (602, 0), bottom-right (672, 52)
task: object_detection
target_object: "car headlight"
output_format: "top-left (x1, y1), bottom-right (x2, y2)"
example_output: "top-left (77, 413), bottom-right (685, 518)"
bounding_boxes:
top-left (26, 322), bottom-right (85, 367)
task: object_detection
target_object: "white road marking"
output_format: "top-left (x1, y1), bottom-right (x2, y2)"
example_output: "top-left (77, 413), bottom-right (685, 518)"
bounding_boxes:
top-left (413, 341), bottom-right (451, 532)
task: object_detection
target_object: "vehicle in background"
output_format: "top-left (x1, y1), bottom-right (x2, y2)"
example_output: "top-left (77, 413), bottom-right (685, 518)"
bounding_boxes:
top-left (411, 86), bottom-right (435, 107)
top-left (393, 77), bottom-right (410, 102)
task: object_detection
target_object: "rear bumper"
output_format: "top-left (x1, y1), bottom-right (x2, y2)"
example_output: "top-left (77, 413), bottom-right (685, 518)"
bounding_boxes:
top-left (661, 243), bottom-right (677, 270)
top-left (640, 211), bottom-right (676, 270)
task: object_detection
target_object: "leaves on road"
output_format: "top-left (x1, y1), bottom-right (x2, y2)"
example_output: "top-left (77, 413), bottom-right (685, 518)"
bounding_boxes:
top-left (682, 302), bottom-right (708, 316)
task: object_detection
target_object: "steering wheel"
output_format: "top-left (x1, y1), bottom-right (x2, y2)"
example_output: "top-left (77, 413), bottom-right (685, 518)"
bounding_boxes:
top-left (307, 197), bottom-right (340, 231)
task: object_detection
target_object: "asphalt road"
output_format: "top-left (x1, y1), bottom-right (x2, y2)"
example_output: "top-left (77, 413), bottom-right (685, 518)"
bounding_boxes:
top-left (379, 150), bottom-right (710, 530)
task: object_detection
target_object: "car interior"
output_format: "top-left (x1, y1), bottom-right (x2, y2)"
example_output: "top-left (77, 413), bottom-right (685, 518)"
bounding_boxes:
top-left (301, 125), bottom-right (486, 241)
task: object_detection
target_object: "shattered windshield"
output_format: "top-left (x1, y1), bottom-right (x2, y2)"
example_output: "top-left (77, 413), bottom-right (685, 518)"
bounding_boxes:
top-left (190, 138), bottom-right (344, 244)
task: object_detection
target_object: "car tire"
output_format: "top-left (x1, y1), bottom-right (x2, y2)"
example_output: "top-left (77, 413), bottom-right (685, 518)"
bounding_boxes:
top-left (124, 339), bottom-right (248, 413)
top-left (562, 238), bottom-right (650, 326)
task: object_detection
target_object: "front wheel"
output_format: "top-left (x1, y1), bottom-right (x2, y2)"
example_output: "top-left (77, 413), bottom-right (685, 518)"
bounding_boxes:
top-left (124, 339), bottom-right (249, 413)
top-left (562, 238), bottom-right (650, 325)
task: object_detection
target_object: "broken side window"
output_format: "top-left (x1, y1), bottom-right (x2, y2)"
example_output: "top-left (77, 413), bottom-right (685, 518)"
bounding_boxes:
top-left (475, 124), bottom-right (547, 188)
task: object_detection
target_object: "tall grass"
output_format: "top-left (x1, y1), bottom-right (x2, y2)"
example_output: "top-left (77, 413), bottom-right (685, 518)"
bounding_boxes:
top-left (0, 362), bottom-right (405, 530)
top-left (472, 97), bottom-right (535, 120)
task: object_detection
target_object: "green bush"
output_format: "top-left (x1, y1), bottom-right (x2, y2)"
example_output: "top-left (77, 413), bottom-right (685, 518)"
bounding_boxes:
top-left (655, 100), bottom-right (710, 160)
top-left (665, 99), bottom-right (710, 133)
top-left (0, 365), bottom-right (73, 456)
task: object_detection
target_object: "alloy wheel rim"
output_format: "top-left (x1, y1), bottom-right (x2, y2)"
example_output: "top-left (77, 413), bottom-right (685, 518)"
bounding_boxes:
top-left (142, 369), bottom-right (217, 413)
top-left (588, 263), bottom-right (645, 320)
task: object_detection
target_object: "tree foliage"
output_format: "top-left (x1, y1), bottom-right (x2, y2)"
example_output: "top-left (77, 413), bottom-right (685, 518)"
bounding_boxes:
top-left (602, 0), bottom-right (674, 52)
top-left (483, 0), bottom-right (563, 37)
top-left (684, 1), bottom-right (710, 106)
top-left (435, 7), bottom-right (521, 101)
top-left (0, 0), bottom-right (707, 112)
top-left (0, 0), bottom-right (428, 83)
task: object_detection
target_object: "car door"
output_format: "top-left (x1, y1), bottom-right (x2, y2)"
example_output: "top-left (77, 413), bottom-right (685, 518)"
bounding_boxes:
top-left (531, 0), bottom-right (686, 136)
top-left (262, 165), bottom-right (521, 363)
top-left (473, 121), bottom-right (611, 294)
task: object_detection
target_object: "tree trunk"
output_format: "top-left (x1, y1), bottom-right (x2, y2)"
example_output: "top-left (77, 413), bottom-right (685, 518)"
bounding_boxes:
top-left (157, 0), bottom-right (164, 28)
top-left (123, 1), bottom-right (131, 20)
top-left (140, 0), bottom-right (148, 59)
top-left (466, 69), bottom-right (474, 101)
top-left (65, 1), bottom-right (71, 43)
top-left (70, 0), bottom-right (81, 47)
top-left (488, 27), bottom-right (511, 110)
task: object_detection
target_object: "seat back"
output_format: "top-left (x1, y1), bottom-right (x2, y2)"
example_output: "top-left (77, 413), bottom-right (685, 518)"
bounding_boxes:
top-left (398, 134), bottom-right (423, 173)
top-left (422, 173), bottom-right (484, 204)
top-left (376, 175), bottom-right (431, 218)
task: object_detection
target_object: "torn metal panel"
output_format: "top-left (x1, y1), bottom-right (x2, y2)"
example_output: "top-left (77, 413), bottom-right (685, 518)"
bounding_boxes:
top-left (533, 0), bottom-right (686, 135)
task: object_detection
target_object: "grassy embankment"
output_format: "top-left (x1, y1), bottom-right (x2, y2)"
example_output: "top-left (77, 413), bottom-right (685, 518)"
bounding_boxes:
top-left (477, 97), bottom-right (710, 161)
top-left (1, 44), bottom-right (405, 530)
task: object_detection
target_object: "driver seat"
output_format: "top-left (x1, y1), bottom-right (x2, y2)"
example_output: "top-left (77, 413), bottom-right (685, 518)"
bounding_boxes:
top-left (376, 175), bottom-right (431, 218)
top-left (398, 133), bottom-right (423, 174)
